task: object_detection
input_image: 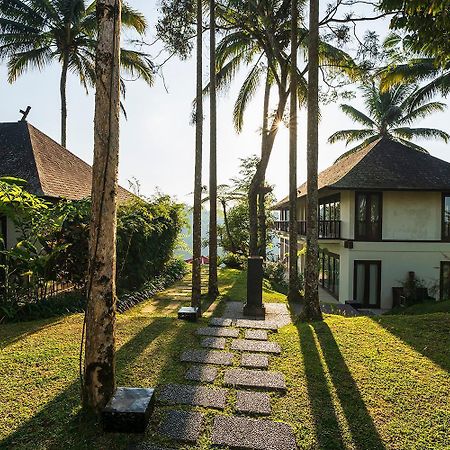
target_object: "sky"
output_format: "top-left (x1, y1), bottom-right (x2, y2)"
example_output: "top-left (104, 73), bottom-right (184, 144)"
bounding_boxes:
top-left (0, 1), bottom-right (448, 204)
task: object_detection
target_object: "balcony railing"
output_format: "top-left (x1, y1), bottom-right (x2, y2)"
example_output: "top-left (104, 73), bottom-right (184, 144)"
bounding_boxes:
top-left (274, 220), bottom-right (341, 239)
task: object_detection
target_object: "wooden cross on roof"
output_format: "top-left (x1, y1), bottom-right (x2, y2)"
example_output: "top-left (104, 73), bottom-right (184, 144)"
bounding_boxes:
top-left (19, 106), bottom-right (31, 121)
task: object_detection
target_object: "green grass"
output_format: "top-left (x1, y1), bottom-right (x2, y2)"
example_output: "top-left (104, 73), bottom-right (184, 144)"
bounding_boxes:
top-left (1, 269), bottom-right (449, 449)
top-left (387, 299), bottom-right (450, 316)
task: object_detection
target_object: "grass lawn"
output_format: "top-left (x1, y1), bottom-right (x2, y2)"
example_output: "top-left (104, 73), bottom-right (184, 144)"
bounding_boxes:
top-left (1, 268), bottom-right (449, 449)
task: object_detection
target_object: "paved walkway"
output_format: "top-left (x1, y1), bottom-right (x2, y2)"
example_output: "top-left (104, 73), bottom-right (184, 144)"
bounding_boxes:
top-left (133, 302), bottom-right (298, 450)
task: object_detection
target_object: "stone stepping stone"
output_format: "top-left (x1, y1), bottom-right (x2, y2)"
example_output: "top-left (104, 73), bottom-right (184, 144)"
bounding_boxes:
top-left (241, 353), bottom-right (269, 369)
top-left (180, 349), bottom-right (233, 366)
top-left (245, 329), bottom-right (268, 340)
top-left (159, 410), bottom-right (203, 443)
top-left (185, 365), bottom-right (218, 383)
top-left (130, 444), bottom-right (175, 450)
top-left (209, 317), bottom-right (233, 327)
top-left (158, 384), bottom-right (227, 409)
top-left (231, 339), bottom-right (281, 354)
top-left (224, 368), bottom-right (286, 392)
top-left (234, 319), bottom-right (278, 331)
top-left (236, 391), bottom-right (271, 415)
top-left (200, 337), bottom-right (226, 350)
top-left (196, 327), bottom-right (239, 338)
top-left (211, 416), bottom-right (297, 449)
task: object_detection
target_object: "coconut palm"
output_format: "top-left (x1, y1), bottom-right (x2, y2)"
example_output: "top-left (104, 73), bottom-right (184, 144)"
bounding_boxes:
top-left (0, 0), bottom-right (153, 147)
top-left (328, 81), bottom-right (449, 159)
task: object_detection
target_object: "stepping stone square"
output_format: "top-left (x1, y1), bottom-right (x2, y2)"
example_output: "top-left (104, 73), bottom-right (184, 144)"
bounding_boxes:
top-left (224, 368), bottom-right (286, 392)
top-left (130, 444), bottom-right (175, 450)
top-left (200, 337), bottom-right (226, 349)
top-left (236, 391), bottom-right (271, 415)
top-left (231, 339), bottom-right (281, 354)
top-left (245, 329), bottom-right (268, 340)
top-left (235, 319), bottom-right (278, 331)
top-left (159, 410), bottom-right (203, 443)
top-left (209, 317), bottom-right (233, 327)
top-left (180, 349), bottom-right (233, 366)
top-left (241, 353), bottom-right (269, 369)
top-left (185, 365), bottom-right (218, 383)
top-left (158, 384), bottom-right (227, 409)
top-left (196, 327), bottom-right (239, 338)
top-left (211, 416), bottom-right (297, 450)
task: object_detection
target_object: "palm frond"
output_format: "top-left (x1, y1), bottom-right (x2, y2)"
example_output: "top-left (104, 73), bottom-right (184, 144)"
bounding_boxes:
top-left (334, 135), bottom-right (381, 162)
top-left (399, 102), bottom-right (447, 125)
top-left (328, 129), bottom-right (376, 145)
top-left (7, 46), bottom-right (53, 82)
top-left (121, 2), bottom-right (147, 34)
top-left (395, 138), bottom-right (429, 153)
top-left (120, 48), bottom-right (154, 86)
top-left (392, 127), bottom-right (450, 143)
top-left (340, 104), bottom-right (377, 128)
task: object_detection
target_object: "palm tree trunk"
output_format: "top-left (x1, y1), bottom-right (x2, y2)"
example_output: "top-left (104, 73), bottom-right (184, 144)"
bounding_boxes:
top-left (249, 83), bottom-right (288, 256)
top-left (208, 0), bottom-right (219, 298)
top-left (257, 71), bottom-right (270, 260)
top-left (83, 0), bottom-right (121, 411)
top-left (288, 0), bottom-right (299, 302)
top-left (60, 52), bottom-right (69, 147)
top-left (304, 0), bottom-right (323, 321)
top-left (192, 0), bottom-right (203, 311)
top-left (221, 199), bottom-right (236, 254)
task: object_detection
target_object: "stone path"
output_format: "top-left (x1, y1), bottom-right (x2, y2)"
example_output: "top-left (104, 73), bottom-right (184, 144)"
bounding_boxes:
top-left (136, 301), bottom-right (297, 449)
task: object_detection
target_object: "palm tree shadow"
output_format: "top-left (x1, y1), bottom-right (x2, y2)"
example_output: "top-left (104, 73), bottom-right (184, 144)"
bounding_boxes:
top-left (297, 322), bottom-right (346, 449)
top-left (0, 316), bottom-right (176, 449)
top-left (313, 321), bottom-right (386, 450)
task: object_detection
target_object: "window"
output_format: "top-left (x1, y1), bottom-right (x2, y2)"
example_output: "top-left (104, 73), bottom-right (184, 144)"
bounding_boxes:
top-left (442, 194), bottom-right (450, 241)
top-left (319, 250), bottom-right (340, 299)
top-left (355, 192), bottom-right (382, 241)
top-left (353, 261), bottom-right (381, 307)
top-left (440, 261), bottom-right (450, 300)
top-left (319, 195), bottom-right (341, 221)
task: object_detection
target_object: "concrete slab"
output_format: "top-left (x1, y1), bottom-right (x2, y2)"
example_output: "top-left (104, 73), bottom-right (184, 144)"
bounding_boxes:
top-left (234, 319), bottom-right (279, 331)
top-left (158, 384), bottom-right (227, 409)
top-left (196, 327), bottom-right (239, 338)
top-left (159, 410), bottom-right (203, 443)
top-left (236, 391), bottom-right (271, 415)
top-left (224, 368), bottom-right (286, 392)
top-left (244, 329), bottom-right (268, 340)
top-left (231, 339), bottom-right (281, 354)
top-left (209, 318), bottom-right (233, 327)
top-left (180, 349), bottom-right (233, 366)
top-left (200, 337), bottom-right (226, 350)
top-left (185, 365), bottom-right (218, 383)
top-left (211, 416), bottom-right (297, 449)
top-left (240, 353), bottom-right (269, 369)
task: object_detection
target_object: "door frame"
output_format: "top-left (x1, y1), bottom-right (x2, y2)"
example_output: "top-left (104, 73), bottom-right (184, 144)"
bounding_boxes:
top-left (353, 260), bottom-right (382, 308)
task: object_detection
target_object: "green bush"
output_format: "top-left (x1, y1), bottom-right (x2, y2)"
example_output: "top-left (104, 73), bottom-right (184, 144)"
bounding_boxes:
top-left (219, 253), bottom-right (247, 269)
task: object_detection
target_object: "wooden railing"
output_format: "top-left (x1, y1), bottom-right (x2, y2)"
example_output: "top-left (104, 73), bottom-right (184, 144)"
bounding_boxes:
top-left (274, 220), bottom-right (341, 239)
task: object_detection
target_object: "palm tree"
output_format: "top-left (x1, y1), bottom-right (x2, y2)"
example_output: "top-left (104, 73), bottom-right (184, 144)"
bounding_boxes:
top-left (191, 0), bottom-right (203, 313)
top-left (208, 0), bottom-right (219, 298)
top-left (0, 0), bottom-right (153, 147)
top-left (83, 0), bottom-right (121, 412)
top-left (303, 0), bottom-right (322, 321)
top-left (328, 81), bottom-right (449, 160)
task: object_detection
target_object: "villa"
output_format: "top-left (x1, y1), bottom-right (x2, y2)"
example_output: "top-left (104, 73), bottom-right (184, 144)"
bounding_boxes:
top-left (0, 120), bottom-right (134, 248)
top-left (274, 138), bottom-right (450, 310)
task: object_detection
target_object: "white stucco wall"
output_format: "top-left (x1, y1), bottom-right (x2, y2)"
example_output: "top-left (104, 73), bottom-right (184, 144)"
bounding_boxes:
top-left (6, 217), bottom-right (20, 249)
top-left (382, 191), bottom-right (441, 240)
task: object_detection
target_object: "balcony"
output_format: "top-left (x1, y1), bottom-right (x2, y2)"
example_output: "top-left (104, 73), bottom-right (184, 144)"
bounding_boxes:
top-left (274, 220), bottom-right (341, 239)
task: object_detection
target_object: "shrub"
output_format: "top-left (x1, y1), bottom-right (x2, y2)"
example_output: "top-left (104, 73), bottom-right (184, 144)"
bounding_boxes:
top-left (219, 253), bottom-right (247, 269)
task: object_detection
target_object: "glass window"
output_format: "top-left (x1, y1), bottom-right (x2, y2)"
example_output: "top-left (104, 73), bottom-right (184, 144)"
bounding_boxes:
top-left (443, 195), bottom-right (450, 240)
top-left (356, 192), bottom-right (382, 240)
top-left (440, 261), bottom-right (450, 300)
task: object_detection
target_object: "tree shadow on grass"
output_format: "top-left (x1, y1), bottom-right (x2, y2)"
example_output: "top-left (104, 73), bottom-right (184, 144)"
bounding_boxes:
top-left (0, 316), bottom-right (178, 450)
top-left (297, 322), bottom-right (346, 450)
top-left (312, 321), bottom-right (386, 450)
top-left (372, 314), bottom-right (450, 373)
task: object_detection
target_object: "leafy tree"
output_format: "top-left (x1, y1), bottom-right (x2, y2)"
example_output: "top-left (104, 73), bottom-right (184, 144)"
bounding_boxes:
top-left (0, 0), bottom-right (154, 146)
top-left (328, 81), bottom-right (449, 159)
top-left (379, 0), bottom-right (450, 66)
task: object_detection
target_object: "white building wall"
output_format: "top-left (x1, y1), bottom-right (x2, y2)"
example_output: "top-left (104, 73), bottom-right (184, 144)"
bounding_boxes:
top-left (6, 217), bottom-right (20, 249)
top-left (382, 191), bottom-right (441, 240)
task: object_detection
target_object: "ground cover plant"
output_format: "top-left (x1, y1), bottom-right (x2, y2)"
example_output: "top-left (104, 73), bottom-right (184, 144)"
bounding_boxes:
top-left (0, 268), bottom-right (449, 449)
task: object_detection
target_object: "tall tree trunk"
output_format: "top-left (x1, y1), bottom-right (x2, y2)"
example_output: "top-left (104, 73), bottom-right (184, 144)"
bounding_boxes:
top-left (304, 0), bottom-right (323, 321)
top-left (83, 0), bottom-right (121, 412)
top-left (248, 83), bottom-right (288, 256)
top-left (288, 0), bottom-right (300, 302)
top-left (191, 0), bottom-right (203, 311)
top-left (60, 53), bottom-right (69, 147)
top-left (257, 72), bottom-right (270, 260)
top-left (221, 199), bottom-right (237, 255)
top-left (208, 0), bottom-right (219, 298)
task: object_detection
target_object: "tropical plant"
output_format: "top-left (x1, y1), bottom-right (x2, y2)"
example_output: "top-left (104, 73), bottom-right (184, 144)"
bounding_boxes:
top-left (0, 0), bottom-right (154, 146)
top-left (328, 81), bottom-right (449, 159)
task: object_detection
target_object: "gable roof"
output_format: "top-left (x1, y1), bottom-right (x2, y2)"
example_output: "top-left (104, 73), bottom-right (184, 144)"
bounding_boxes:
top-left (275, 138), bottom-right (450, 208)
top-left (0, 121), bottom-right (134, 202)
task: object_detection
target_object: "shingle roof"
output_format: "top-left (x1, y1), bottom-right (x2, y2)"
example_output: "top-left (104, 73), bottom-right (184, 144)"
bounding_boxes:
top-left (0, 121), bottom-right (134, 202)
top-left (274, 138), bottom-right (450, 208)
